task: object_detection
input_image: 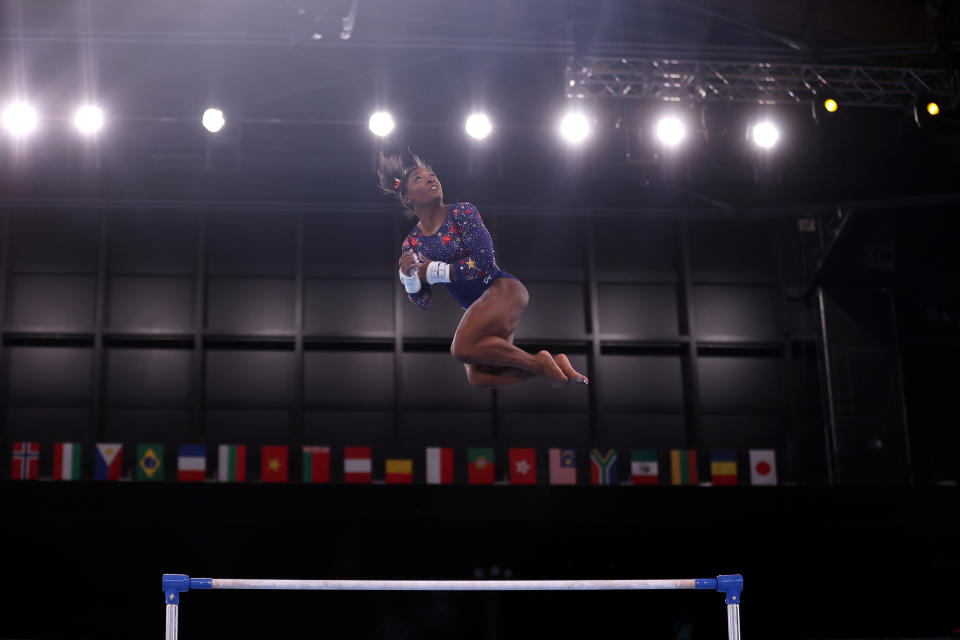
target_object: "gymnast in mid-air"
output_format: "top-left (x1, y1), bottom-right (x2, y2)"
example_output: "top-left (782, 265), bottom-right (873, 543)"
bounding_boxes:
top-left (380, 152), bottom-right (588, 389)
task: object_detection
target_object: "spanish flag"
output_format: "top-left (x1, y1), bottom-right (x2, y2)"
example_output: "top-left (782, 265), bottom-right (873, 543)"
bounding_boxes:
top-left (385, 458), bottom-right (413, 484)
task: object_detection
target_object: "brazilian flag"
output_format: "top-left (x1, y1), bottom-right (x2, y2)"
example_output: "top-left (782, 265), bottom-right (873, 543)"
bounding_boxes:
top-left (136, 444), bottom-right (165, 481)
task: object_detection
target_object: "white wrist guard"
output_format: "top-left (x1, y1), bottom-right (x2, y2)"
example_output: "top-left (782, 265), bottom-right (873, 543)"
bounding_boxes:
top-left (426, 261), bottom-right (451, 284)
top-left (399, 268), bottom-right (422, 294)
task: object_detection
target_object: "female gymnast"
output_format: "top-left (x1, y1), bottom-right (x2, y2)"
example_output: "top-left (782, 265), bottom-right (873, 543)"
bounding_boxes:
top-left (380, 152), bottom-right (588, 389)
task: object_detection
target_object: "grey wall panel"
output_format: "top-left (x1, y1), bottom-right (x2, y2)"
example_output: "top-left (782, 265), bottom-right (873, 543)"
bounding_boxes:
top-left (105, 348), bottom-right (192, 406)
top-left (700, 414), bottom-right (782, 449)
top-left (5, 407), bottom-right (90, 441)
top-left (10, 211), bottom-right (99, 273)
top-left (104, 408), bottom-right (191, 440)
top-left (693, 285), bottom-right (781, 340)
top-left (206, 410), bottom-right (293, 445)
top-left (598, 413), bottom-right (687, 448)
top-left (512, 282), bottom-right (586, 339)
top-left (207, 212), bottom-right (296, 276)
top-left (595, 217), bottom-right (678, 279)
top-left (398, 411), bottom-right (493, 447)
top-left (495, 215), bottom-right (585, 281)
top-left (400, 353), bottom-right (490, 410)
top-left (400, 286), bottom-right (465, 339)
top-left (6, 347), bottom-right (92, 405)
top-left (598, 354), bottom-right (684, 411)
top-left (304, 351), bottom-right (394, 407)
top-left (689, 219), bottom-right (777, 275)
top-left (698, 356), bottom-right (784, 412)
top-left (597, 283), bottom-right (679, 338)
top-left (304, 213), bottom-right (394, 279)
top-left (108, 211), bottom-right (195, 275)
top-left (206, 278), bottom-right (295, 332)
top-left (500, 411), bottom-right (590, 447)
top-left (5, 275), bottom-right (96, 329)
top-left (305, 279), bottom-right (393, 336)
top-left (497, 353), bottom-right (590, 410)
top-left (305, 410), bottom-right (394, 446)
top-left (106, 276), bottom-right (193, 331)
top-left (206, 350), bottom-right (296, 407)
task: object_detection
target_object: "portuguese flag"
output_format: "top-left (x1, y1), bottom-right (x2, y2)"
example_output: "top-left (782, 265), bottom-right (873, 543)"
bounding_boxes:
top-left (467, 448), bottom-right (495, 484)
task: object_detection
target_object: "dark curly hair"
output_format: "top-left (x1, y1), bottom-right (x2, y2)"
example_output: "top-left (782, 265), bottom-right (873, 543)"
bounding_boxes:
top-left (377, 151), bottom-right (434, 218)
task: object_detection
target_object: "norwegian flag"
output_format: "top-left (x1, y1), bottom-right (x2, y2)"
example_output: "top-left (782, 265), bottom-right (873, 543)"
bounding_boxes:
top-left (11, 442), bottom-right (40, 480)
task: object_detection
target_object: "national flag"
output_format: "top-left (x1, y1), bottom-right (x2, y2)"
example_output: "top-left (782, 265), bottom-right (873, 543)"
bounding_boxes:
top-left (302, 446), bottom-right (330, 483)
top-left (669, 449), bottom-right (699, 485)
top-left (711, 450), bottom-right (738, 485)
top-left (136, 444), bottom-right (164, 481)
top-left (630, 450), bottom-right (659, 485)
top-left (95, 443), bottom-right (123, 481)
top-left (548, 448), bottom-right (577, 485)
top-left (217, 444), bottom-right (246, 482)
top-left (590, 449), bottom-right (618, 485)
top-left (425, 447), bottom-right (454, 485)
top-left (344, 446), bottom-right (372, 484)
top-left (11, 442), bottom-right (39, 480)
top-left (177, 445), bottom-right (206, 482)
top-left (385, 458), bottom-right (413, 484)
top-left (467, 447), bottom-right (495, 484)
top-left (53, 442), bottom-right (82, 480)
top-left (261, 445), bottom-right (288, 483)
top-left (508, 448), bottom-right (537, 485)
top-left (749, 449), bottom-right (778, 485)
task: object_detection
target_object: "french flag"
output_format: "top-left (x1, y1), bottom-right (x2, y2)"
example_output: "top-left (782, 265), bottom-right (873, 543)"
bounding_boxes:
top-left (178, 445), bottom-right (207, 482)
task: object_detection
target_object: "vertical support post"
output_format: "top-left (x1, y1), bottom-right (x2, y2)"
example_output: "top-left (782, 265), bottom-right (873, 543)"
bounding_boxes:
top-left (726, 603), bottom-right (740, 640)
top-left (716, 574), bottom-right (743, 640)
top-left (165, 603), bottom-right (178, 640)
top-left (815, 286), bottom-right (839, 484)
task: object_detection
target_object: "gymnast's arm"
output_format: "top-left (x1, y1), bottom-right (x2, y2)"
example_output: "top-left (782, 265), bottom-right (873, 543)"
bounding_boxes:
top-left (449, 203), bottom-right (497, 281)
top-left (398, 247), bottom-right (433, 309)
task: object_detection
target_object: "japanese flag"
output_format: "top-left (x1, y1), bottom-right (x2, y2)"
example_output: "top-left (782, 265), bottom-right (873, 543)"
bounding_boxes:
top-left (749, 449), bottom-right (777, 485)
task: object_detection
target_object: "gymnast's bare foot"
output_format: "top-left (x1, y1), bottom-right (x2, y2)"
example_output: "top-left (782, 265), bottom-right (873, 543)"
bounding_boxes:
top-left (535, 350), bottom-right (569, 387)
top-left (554, 353), bottom-right (589, 385)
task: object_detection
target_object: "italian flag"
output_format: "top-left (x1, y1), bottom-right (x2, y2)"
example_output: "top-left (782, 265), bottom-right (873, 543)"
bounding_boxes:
top-left (218, 445), bottom-right (246, 482)
top-left (54, 442), bottom-right (81, 481)
top-left (467, 448), bottom-right (495, 484)
top-left (302, 446), bottom-right (330, 483)
top-left (425, 447), bottom-right (453, 485)
top-left (344, 447), bottom-right (372, 484)
top-left (385, 459), bottom-right (413, 484)
top-left (630, 450), bottom-right (659, 485)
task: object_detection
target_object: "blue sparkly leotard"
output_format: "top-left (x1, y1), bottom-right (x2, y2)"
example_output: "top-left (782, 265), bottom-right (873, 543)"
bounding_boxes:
top-left (401, 202), bottom-right (518, 310)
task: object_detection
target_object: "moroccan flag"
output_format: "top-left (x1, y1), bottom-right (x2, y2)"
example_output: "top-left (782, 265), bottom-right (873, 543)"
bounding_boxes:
top-left (177, 445), bottom-right (206, 482)
top-left (261, 446), bottom-right (288, 483)
top-left (11, 442), bottom-right (39, 480)
top-left (136, 444), bottom-right (164, 481)
top-left (53, 442), bottom-right (82, 480)
top-left (508, 448), bottom-right (537, 485)
top-left (344, 447), bottom-right (372, 484)
top-left (217, 445), bottom-right (246, 482)
top-left (590, 449), bottom-right (618, 485)
top-left (95, 443), bottom-right (123, 481)
top-left (711, 450), bottom-right (738, 485)
top-left (670, 449), bottom-right (699, 485)
top-left (630, 450), bottom-right (659, 485)
top-left (548, 448), bottom-right (577, 485)
top-left (749, 449), bottom-right (777, 485)
top-left (385, 459), bottom-right (413, 484)
top-left (302, 446), bottom-right (331, 483)
top-left (425, 447), bottom-right (454, 485)
top-left (467, 447), bottom-right (495, 484)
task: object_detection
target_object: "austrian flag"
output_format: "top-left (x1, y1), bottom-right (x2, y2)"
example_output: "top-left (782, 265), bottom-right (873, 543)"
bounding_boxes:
top-left (344, 447), bottom-right (372, 484)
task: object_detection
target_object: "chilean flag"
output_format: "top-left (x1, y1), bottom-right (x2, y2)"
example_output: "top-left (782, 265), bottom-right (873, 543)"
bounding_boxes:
top-left (11, 442), bottom-right (39, 480)
top-left (95, 443), bottom-right (123, 481)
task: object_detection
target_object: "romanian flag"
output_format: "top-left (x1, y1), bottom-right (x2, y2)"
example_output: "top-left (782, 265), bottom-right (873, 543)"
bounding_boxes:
top-left (95, 443), bottom-right (123, 481)
top-left (261, 446), bottom-right (288, 483)
top-left (344, 447), bottom-right (372, 484)
top-left (11, 442), bottom-right (39, 480)
top-left (670, 449), bottom-right (698, 485)
top-left (218, 445), bottom-right (246, 482)
top-left (467, 448), bottom-right (495, 484)
top-left (53, 443), bottom-right (82, 480)
top-left (177, 445), bottom-right (206, 482)
top-left (630, 450), bottom-right (659, 485)
top-left (548, 448), bottom-right (577, 485)
top-left (425, 447), bottom-right (454, 485)
top-left (710, 450), bottom-right (738, 485)
top-left (136, 444), bottom-right (164, 481)
top-left (590, 449), bottom-right (618, 486)
top-left (385, 459), bottom-right (413, 484)
top-left (508, 448), bottom-right (537, 485)
top-left (302, 446), bottom-right (331, 483)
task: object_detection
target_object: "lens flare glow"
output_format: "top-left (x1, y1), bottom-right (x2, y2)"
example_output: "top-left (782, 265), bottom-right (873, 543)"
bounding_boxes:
top-left (752, 121), bottom-right (780, 149)
top-left (926, 102), bottom-right (940, 116)
top-left (202, 108), bottom-right (226, 133)
top-left (824, 99), bottom-right (838, 113)
top-left (465, 113), bottom-right (492, 140)
top-left (656, 116), bottom-right (686, 147)
top-left (73, 105), bottom-right (104, 135)
top-left (368, 111), bottom-right (395, 137)
top-left (560, 112), bottom-right (590, 143)
top-left (2, 102), bottom-right (38, 137)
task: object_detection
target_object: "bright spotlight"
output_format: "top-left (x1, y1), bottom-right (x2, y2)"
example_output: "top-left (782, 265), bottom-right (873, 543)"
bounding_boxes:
top-left (465, 113), bottom-right (492, 140)
top-left (752, 121), bottom-right (780, 149)
top-left (368, 111), bottom-right (395, 137)
top-left (656, 116), bottom-right (686, 147)
top-left (202, 108), bottom-right (225, 133)
top-left (2, 102), bottom-right (38, 137)
top-left (560, 112), bottom-right (589, 143)
top-left (73, 105), bottom-right (104, 135)
top-left (926, 102), bottom-right (940, 116)
top-left (823, 98), bottom-right (838, 113)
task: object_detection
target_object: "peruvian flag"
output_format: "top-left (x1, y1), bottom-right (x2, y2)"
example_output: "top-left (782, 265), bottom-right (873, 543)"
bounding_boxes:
top-left (11, 442), bottom-right (39, 480)
top-left (749, 449), bottom-right (778, 485)
top-left (425, 447), bottom-right (454, 485)
top-left (53, 442), bottom-right (81, 480)
top-left (344, 447), bottom-right (372, 484)
top-left (261, 446), bottom-right (289, 483)
top-left (508, 448), bottom-right (537, 485)
top-left (177, 445), bottom-right (207, 482)
top-left (302, 446), bottom-right (331, 483)
top-left (95, 443), bottom-right (123, 481)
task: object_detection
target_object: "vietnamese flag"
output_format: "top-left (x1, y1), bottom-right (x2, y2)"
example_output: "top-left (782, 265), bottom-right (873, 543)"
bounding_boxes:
top-left (385, 459), bottom-right (413, 484)
top-left (261, 446), bottom-right (288, 483)
top-left (344, 447), bottom-right (372, 484)
top-left (467, 448), bottom-right (495, 484)
top-left (508, 448), bottom-right (537, 485)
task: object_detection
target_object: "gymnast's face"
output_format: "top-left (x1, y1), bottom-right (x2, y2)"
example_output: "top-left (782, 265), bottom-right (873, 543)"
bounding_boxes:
top-left (403, 168), bottom-right (443, 209)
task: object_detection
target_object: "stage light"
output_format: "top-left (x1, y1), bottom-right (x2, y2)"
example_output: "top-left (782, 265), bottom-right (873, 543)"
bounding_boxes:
top-left (368, 111), bottom-right (394, 137)
top-left (655, 116), bottom-right (686, 147)
top-left (560, 112), bottom-right (589, 143)
top-left (926, 102), bottom-right (940, 116)
top-left (823, 98), bottom-right (838, 113)
top-left (202, 108), bottom-right (225, 133)
top-left (465, 113), bottom-right (492, 140)
top-left (73, 105), bottom-right (104, 135)
top-left (2, 101), bottom-right (38, 137)
top-left (752, 121), bottom-right (779, 149)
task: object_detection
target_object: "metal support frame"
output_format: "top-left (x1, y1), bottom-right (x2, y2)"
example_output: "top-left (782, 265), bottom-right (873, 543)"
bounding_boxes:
top-left (162, 573), bottom-right (743, 640)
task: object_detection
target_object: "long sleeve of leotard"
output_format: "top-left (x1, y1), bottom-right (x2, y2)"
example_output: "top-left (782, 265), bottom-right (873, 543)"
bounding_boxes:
top-left (400, 239), bottom-right (432, 310)
top-left (450, 203), bottom-right (497, 281)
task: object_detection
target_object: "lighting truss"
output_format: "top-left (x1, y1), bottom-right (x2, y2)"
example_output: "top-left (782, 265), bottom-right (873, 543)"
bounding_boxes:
top-left (565, 56), bottom-right (960, 109)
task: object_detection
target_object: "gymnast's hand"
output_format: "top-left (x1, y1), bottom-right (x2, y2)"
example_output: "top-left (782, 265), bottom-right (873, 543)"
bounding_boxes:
top-left (399, 250), bottom-right (424, 280)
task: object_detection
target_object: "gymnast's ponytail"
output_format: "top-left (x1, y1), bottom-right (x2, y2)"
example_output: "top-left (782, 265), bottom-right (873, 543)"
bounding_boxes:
top-left (378, 150), bottom-right (432, 217)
